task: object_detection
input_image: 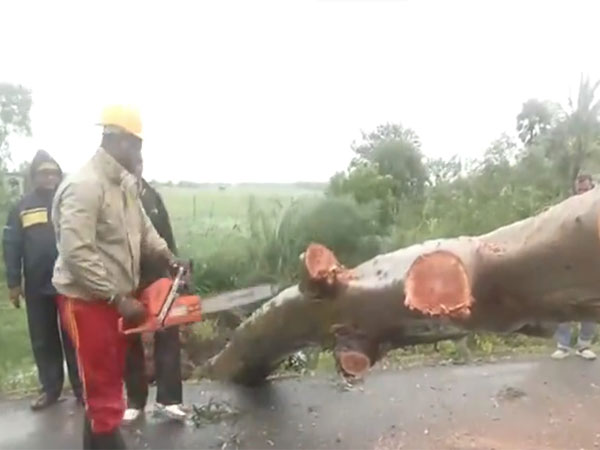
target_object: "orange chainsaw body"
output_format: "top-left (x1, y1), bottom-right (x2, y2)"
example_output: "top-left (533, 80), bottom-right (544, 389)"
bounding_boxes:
top-left (118, 277), bottom-right (202, 335)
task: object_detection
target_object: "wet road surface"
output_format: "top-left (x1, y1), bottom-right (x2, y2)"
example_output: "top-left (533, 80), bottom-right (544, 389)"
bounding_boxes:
top-left (2, 356), bottom-right (600, 449)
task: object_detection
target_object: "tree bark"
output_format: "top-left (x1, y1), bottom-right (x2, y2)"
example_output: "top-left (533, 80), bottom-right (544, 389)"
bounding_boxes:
top-left (204, 188), bottom-right (600, 384)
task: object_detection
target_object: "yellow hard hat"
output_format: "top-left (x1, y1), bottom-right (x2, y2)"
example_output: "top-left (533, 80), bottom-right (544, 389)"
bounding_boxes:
top-left (99, 105), bottom-right (143, 139)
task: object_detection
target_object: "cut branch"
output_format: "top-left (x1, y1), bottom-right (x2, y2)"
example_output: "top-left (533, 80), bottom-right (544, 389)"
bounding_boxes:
top-left (332, 324), bottom-right (379, 379)
top-left (405, 250), bottom-right (473, 319)
top-left (300, 243), bottom-right (354, 298)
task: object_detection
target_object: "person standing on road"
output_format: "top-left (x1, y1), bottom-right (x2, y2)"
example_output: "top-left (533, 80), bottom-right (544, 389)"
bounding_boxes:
top-left (53, 105), bottom-right (184, 449)
top-left (2, 150), bottom-right (82, 410)
top-left (552, 173), bottom-right (598, 360)
top-left (123, 162), bottom-right (186, 423)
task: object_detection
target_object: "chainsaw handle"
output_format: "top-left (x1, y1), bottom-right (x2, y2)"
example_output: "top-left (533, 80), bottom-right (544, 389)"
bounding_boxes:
top-left (118, 317), bottom-right (158, 335)
top-left (118, 317), bottom-right (132, 335)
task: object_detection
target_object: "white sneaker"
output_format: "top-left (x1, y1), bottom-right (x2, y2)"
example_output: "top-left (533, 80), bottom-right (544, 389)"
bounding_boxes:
top-left (155, 403), bottom-right (187, 421)
top-left (122, 408), bottom-right (143, 423)
top-left (551, 348), bottom-right (570, 360)
top-left (576, 348), bottom-right (597, 360)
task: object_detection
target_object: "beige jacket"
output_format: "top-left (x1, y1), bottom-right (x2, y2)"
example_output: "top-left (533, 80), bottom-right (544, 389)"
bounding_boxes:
top-left (52, 148), bottom-right (172, 301)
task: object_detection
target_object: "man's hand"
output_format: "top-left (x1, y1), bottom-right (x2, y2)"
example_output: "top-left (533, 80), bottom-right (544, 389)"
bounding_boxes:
top-left (167, 257), bottom-right (191, 275)
top-left (114, 295), bottom-right (146, 325)
top-left (168, 257), bottom-right (194, 289)
top-left (8, 286), bottom-right (22, 309)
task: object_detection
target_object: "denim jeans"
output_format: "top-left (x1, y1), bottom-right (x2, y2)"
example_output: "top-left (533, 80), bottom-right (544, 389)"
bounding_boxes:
top-left (554, 322), bottom-right (597, 349)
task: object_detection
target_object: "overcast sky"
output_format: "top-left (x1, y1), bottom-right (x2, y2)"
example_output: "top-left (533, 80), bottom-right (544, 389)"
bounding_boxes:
top-left (2, 0), bottom-right (600, 183)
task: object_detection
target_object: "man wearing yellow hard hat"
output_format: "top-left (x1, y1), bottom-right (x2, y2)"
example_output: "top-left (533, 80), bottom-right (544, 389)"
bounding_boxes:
top-left (52, 105), bottom-right (185, 449)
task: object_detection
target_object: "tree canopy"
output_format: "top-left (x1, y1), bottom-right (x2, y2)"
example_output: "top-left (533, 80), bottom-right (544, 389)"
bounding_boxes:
top-left (0, 83), bottom-right (32, 159)
top-left (0, 83), bottom-right (33, 203)
top-left (327, 76), bottom-right (600, 248)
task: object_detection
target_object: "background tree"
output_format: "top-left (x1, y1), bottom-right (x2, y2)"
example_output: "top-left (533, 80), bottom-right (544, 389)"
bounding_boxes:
top-left (563, 76), bottom-right (600, 184)
top-left (426, 156), bottom-right (462, 187)
top-left (327, 123), bottom-right (427, 228)
top-left (0, 83), bottom-right (32, 161)
top-left (0, 83), bottom-right (33, 205)
top-left (516, 99), bottom-right (558, 146)
top-left (327, 162), bottom-right (396, 227)
top-left (351, 123), bottom-right (427, 199)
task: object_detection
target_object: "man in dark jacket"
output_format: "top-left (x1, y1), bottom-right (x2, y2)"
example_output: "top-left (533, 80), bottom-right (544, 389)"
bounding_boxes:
top-left (123, 169), bottom-right (186, 422)
top-left (2, 150), bottom-right (82, 410)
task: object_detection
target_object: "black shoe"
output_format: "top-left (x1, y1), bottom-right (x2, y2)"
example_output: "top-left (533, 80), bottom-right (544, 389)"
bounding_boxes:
top-left (90, 430), bottom-right (126, 449)
top-left (84, 417), bottom-right (126, 450)
top-left (83, 417), bottom-right (93, 450)
top-left (30, 392), bottom-right (59, 411)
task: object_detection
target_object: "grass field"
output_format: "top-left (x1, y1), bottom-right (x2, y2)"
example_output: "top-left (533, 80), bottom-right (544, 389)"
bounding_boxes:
top-left (160, 184), bottom-right (320, 222)
top-left (0, 184), bottom-right (319, 393)
top-left (160, 184), bottom-right (320, 255)
top-left (161, 184), bottom-right (324, 293)
top-left (0, 294), bottom-right (38, 394)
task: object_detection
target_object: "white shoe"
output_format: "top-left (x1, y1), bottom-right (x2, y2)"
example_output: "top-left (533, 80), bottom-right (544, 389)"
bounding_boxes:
top-left (155, 403), bottom-right (187, 421)
top-left (551, 348), bottom-right (570, 360)
top-left (122, 408), bottom-right (143, 423)
top-left (576, 348), bottom-right (597, 360)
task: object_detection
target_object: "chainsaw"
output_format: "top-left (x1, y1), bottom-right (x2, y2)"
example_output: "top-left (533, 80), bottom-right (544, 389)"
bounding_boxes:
top-left (118, 266), bottom-right (279, 335)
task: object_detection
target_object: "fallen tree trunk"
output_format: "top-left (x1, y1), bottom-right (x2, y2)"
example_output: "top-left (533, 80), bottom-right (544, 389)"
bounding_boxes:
top-left (204, 187), bottom-right (600, 384)
top-left (202, 273), bottom-right (467, 384)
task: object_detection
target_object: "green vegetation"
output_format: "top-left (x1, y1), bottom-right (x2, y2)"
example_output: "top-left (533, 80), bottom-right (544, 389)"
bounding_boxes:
top-left (171, 77), bottom-right (600, 298)
top-left (1, 76), bottom-right (600, 391)
top-left (0, 83), bottom-right (36, 394)
top-left (0, 297), bottom-right (38, 394)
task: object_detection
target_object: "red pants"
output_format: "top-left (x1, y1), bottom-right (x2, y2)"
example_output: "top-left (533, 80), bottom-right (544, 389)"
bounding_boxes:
top-left (58, 296), bottom-right (127, 434)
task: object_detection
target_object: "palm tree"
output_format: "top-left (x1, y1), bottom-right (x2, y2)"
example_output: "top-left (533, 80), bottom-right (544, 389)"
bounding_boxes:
top-left (545, 76), bottom-right (600, 190)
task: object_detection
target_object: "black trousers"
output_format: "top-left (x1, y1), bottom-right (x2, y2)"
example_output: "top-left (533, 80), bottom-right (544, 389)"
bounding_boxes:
top-left (25, 293), bottom-right (82, 399)
top-left (125, 326), bottom-right (182, 409)
top-left (83, 416), bottom-right (126, 450)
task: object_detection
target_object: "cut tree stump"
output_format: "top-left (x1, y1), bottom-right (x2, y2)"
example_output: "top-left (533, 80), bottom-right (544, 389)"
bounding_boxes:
top-left (204, 187), bottom-right (600, 384)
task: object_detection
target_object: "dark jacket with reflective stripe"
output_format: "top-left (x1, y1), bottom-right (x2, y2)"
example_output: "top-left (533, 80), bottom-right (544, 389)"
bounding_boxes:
top-left (139, 179), bottom-right (177, 289)
top-left (2, 151), bottom-right (62, 297)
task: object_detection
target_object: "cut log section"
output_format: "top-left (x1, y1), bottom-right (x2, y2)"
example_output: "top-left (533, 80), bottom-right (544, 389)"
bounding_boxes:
top-left (299, 243), bottom-right (354, 298)
top-left (204, 187), bottom-right (600, 384)
top-left (331, 323), bottom-right (379, 379)
top-left (404, 187), bottom-right (600, 328)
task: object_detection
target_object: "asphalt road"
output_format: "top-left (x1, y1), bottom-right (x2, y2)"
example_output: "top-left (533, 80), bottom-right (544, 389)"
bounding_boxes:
top-left (2, 356), bottom-right (600, 449)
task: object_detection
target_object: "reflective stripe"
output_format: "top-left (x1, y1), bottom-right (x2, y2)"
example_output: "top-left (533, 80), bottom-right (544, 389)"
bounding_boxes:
top-left (63, 298), bottom-right (88, 414)
top-left (64, 298), bottom-right (80, 348)
top-left (20, 208), bottom-right (48, 228)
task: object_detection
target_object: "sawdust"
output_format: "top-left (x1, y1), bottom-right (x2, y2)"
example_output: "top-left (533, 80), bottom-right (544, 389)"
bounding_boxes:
top-left (496, 385), bottom-right (527, 402)
top-left (191, 398), bottom-right (240, 428)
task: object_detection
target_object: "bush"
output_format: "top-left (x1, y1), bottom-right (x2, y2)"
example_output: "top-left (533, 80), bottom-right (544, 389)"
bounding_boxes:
top-left (252, 196), bottom-right (384, 281)
top-left (189, 196), bottom-right (385, 292)
top-left (278, 197), bottom-right (382, 266)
